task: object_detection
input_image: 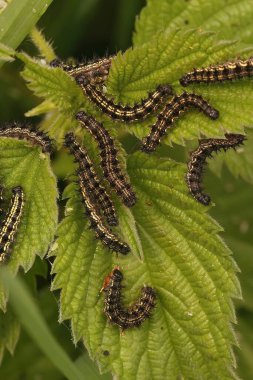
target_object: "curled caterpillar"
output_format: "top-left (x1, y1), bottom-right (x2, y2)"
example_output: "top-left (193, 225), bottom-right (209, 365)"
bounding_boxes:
top-left (76, 75), bottom-right (173, 122)
top-left (141, 92), bottom-right (219, 153)
top-left (186, 133), bottom-right (245, 205)
top-left (102, 266), bottom-right (156, 330)
top-left (64, 132), bottom-right (118, 226)
top-left (0, 186), bottom-right (24, 264)
top-left (76, 111), bottom-right (136, 207)
top-left (180, 57), bottom-right (253, 86)
top-left (0, 122), bottom-right (53, 153)
top-left (78, 175), bottom-right (130, 254)
top-left (50, 56), bottom-right (113, 85)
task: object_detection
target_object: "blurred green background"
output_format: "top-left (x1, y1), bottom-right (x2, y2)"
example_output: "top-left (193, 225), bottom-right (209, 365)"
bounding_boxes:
top-left (0, 1), bottom-right (252, 379)
top-left (0, 0), bottom-right (145, 122)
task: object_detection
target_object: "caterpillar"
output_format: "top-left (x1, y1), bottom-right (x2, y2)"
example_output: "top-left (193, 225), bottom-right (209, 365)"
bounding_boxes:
top-left (0, 186), bottom-right (24, 264)
top-left (78, 175), bottom-right (130, 254)
top-left (64, 132), bottom-right (118, 226)
top-left (186, 133), bottom-right (245, 205)
top-left (141, 92), bottom-right (219, 153)
top-left (102, 266), bottom-right (156, 330)
top-left (0, 122), bottom-right (53, 153)
top-left (76, 75), bottom-right (173, 122)
top-left (50, 56), bottom-right (113, 86)
top-left (180, 57), bottom-right (253, 86)
top-left (76, 111), bottom-right (136, 207)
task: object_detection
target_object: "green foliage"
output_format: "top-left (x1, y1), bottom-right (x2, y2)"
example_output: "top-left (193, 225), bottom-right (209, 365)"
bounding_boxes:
top-left (107, 29), bottom-right (253, 148)
top-left (51, 153), bottom-right (240, 379)
top-left (18, 52), bottom-right (84, 117)
top-left (30, 27), bottom-right (56, 62)
top-left (0, 0), bottom-right (253, 379)
top-left (0, 139), bottom-right (58, 310)
top-left (134, 0), bottom-right (253, 46)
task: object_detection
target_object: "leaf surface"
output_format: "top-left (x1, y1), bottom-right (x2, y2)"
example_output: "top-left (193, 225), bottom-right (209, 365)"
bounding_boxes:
top-left (0, 138), bottom-right (58, 310)
top-left (134, 0), bottom-right (253, 46)
top-left (51, 153), bottom-right (239, 380)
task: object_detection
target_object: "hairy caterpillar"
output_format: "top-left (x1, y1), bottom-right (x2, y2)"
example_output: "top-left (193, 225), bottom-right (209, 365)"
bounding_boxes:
top-left (0, 122), bottom-right (53, 153)
top-left (76, 111), bottom-right (136, 207)
top-left (141, 92), bottom-right (219, 153)
top-left (102, 266), bottom-right (156, 330)
top-left (180, 57), bottom-right (253, 86)
top-left (78, 175), bottom-right (130, 254)
top-left (0, 186), bottom-right (24, 264)
top-left (64, 132), bottom-right (118, 226)
top-left (76, 75), bottom-right (173, 122)
top-left (50, 56), bottom-right (113, 85)
top-left (186, 133), bottom-right (245, 205)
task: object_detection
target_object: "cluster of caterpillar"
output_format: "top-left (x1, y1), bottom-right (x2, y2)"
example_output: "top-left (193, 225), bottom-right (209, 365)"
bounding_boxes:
top-left (76, 111), bottom-right (136, 207)
top-left (0, 53), bottom-right (245, 329)
top-left (59, 55), bottom-right (248, 331)
top-left (141, 92), bottom-right (219, 153)
top-left (64, 133), bottom-right (130, 255)
top-left (64, 132), bottom-right (118, 226)
top-left (179, 57), bottom-right (251, 204)
top-left (101, 266), bottom-right (156, 330)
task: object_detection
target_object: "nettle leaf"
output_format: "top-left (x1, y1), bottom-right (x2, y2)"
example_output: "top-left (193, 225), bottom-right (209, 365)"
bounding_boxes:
top-left (0, 138), bottom-right (58, 310)
top-left (208, 129), bottom-right (253, 186)
top-left (17, 52), bottom-right (84, 117)
top-left (0, 308), bottom-right (20, 364)
top-left (134, 0), bottom-right (253, 46)
top-left (107, 29), bottom-right (253, 147)
top-left (51, 152), bottom-right (239, 380)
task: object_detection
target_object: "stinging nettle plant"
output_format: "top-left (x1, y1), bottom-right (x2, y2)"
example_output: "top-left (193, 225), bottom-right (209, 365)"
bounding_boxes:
top-left (0, 0), bottom-right (253, 379)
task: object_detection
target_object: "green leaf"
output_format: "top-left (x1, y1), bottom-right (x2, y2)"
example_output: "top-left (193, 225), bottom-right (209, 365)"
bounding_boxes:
top-left (209, 129), bottom-right (253, 185)
top-left (51, 152), bottom-right (239, 380)
top-left (107, 28), bottom-right (253, 146)
top-left (134, 0), bottom-right (253, 46)
top-left (0, 42), bottom-right (15, 62)
top-left (17, 52), bottom-right (84, 117)
top-left (0, 138), bottom-right (58, 310)
top-left (30, 27), bottom-right (56, 62)
top-left (0, 308), bottom-right (20, 364)
top-left (0, 0), bottom-right (53, 50)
